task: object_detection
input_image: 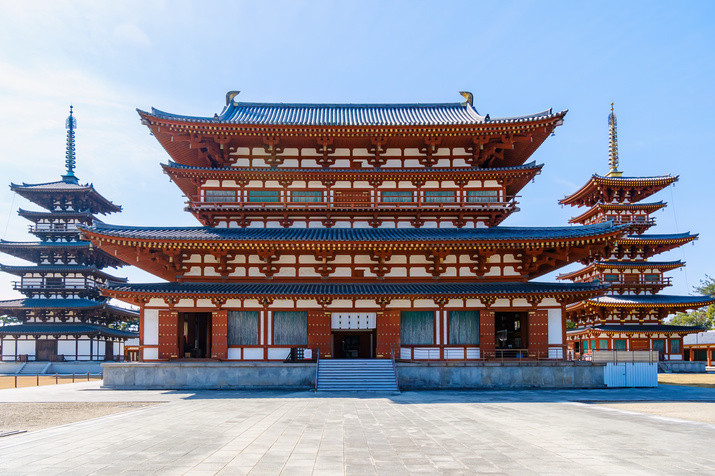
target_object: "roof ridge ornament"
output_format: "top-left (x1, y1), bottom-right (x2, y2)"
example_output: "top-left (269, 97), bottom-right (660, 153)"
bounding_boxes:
top-left (62, 105), bottom-right (79, 184)
top-left (606, 102), bottom-right (623, 177)
top-left (226, 90), bottom-right (240, 106)
top-left (459, 91), bottom-right (473, 106)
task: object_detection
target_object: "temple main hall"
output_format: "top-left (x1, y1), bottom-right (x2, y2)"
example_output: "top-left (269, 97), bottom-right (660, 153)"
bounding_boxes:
top-left (82, 92), bottom-right (632, 368)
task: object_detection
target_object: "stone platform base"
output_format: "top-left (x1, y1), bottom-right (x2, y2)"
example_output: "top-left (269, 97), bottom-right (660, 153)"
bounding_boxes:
top-left (102, 360), bottom-right (610, 390)
top-left (658, 361), bottom-right (707, 373)
top-left (102, 362), bottom-right (316, 389)
top-left (396, 361), bottom-right (607, 389)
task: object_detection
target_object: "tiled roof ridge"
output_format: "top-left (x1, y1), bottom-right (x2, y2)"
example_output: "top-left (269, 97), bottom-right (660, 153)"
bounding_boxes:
top-left (83, 220), bottom-right (627, 242)
top-left (138, 100), bottom-right (566, 126)
top-left (163, 160), bottom-right (543, 173)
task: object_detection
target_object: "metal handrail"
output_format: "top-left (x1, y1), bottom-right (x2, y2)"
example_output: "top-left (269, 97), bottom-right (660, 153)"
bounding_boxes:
top-left (314, 346), bottom-right (320, 391)
top-left (389, 344), bottom-right (399, 392)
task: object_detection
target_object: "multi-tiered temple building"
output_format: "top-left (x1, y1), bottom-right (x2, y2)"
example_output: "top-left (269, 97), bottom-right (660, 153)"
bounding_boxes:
top-left (560, 105), bottom-right (715, 360)
top-left (81, 92), bottom-right (630, 366)
top-left (0, 108), bottom-right (137, 362)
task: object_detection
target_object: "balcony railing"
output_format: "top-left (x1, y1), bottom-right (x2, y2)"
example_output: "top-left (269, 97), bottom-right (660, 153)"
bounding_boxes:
top-left (28, 223), bottom-right (79, 233)
top-left (603, 276), bottom-right (672, 287)
top-left (13, 280), bottom-right (102, 292)
top-left (188, 197), bottom-right (518, 211)
top-left (610, 217), bottom-right (656, 226)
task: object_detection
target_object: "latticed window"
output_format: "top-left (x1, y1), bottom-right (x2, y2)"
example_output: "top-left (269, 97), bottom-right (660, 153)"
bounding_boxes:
top-left (204, 189), bottom-right (236, 203)
top-left (598, 339), bottom-right (609, 349)
top-left (614, 339), bottom-right (627, 350)
top-left (400, 311), bottom-right (434, 345)
top-left (603, 274), bottom-right (619, 282)
top-left (273, 311), bottom-right (308, 345)
top-left (448, 311), bottom-right (479, 345)
top-left (290, 191), bottom-right (322, 203)
top-left (424, 190), bottom-right (456, 203)
top-left (644, 274), bottom-right (660, 282)
top-left (381, 191), bottom-right (413, 203)
top-left (670, 339), bottom-right (680, 354)
top-left (467, 190), bottom-right (499, 203)
top-left (227, 311), bottom-right (259, 345)
top-left (248, 190), bottom-right (281, 203)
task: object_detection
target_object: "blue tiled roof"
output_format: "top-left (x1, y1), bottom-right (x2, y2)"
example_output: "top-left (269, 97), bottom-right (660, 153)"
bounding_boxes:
top-left (0, 264), bottom-right (126, 282)
top-left (140, 95), bottom-right (566, 127)
top-left (0, 240), bottom-right (90, 248)
top-left (86, 221), bottom-right (625, 243)
top-left (569, 324), bottom-right (705, 334)
top-left (106, 281), bottom-right (606, 296)
top-left (0, 298), bottom-right (138, 316)
top-left (0, 323), bottom-right (137, 338)
top-left (163, 160), bottom-right (543, 175)
top-left (589, 295), bottom-right (715, 306)
top-left (621, 233), bottom-right (696, 241)
top-left (595, 260), bottom-right (683, 268)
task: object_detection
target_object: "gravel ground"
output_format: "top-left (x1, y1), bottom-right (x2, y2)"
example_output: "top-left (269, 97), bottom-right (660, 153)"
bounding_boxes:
top-left (658, 373), bottom-right (715, 388)
top-left (0, 402), bottom-right (159, 434)
top-left (597, 401), bottom-right (715, 424)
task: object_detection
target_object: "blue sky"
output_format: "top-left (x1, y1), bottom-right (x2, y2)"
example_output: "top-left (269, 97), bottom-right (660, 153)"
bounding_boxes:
top-left (0, 0), bottom-right (713, 302)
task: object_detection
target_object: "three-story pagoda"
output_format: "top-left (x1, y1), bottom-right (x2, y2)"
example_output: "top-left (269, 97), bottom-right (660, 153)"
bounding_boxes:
top-left (0, 108), bottom-right (138, 362)
top-left (559, 105), bottom-right (715, 360)
top-left (83, 92), bottom-right (627, 363)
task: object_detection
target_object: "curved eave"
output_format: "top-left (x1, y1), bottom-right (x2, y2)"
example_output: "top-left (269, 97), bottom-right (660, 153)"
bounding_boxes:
top-left (80, 222), bottom-right (628, 250)
top-left (568, 201), bottom-right (666, 224)
top-left (162, 161), bottom-right (544, 200)
top-left (560, 175), bottom-right (678, 207)
top-left (558, 260), bottom-right (685, 281)
top-left (138, 102), bottom-right (566, 128)
top-left (616, 234), bottom-right (697, 247)
top-left (0, 264), bottom-right (127, 282)
top-left (567, 325), bottom-right (705, 336)
top-left (10, 183), bottom-right (121, 214)
top-left (103, 281), bottom-right (607, 307)
top-left (585, 295), bottom-right (715, 310)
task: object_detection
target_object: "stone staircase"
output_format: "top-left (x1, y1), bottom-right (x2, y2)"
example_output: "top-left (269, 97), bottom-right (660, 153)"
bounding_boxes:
top-left (16, 362), bottom-right (52, 375)
top-left (316, 359), bottom-right (399, 393)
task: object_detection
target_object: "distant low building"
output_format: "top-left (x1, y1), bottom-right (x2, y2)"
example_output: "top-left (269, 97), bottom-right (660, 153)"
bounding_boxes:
top-left (684, 330), bottom-right (715, 365)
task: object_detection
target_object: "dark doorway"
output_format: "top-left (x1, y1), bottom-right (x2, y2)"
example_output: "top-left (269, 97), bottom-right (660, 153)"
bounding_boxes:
top-left (36, 339), bottom-right (57, 361)
top-left (104, 341), bottom-right (114, 361)
top-left (495, 312), bottom-right (527, 358)
top-left (179, 312), bottom-right (212, 359)
top-left (332, 330), bottom-right (375, 359)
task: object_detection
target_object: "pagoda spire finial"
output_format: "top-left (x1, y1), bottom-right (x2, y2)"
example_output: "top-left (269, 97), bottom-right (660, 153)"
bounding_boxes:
top-left (606, 102), bottom-right (622, 177)
top-left (62, 105), bottom-right (79, 184)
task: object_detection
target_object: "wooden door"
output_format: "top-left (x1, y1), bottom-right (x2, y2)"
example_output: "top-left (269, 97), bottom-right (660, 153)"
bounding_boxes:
top-left (36, 339), bottom-right (57, 361)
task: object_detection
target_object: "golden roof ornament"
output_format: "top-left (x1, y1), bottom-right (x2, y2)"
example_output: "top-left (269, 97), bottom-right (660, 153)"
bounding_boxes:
top-left (606, 102), bottom-right (623, 177)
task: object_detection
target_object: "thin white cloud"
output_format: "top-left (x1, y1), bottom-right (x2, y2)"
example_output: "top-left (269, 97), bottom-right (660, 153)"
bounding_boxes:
top-left (113, 23), bottom-right (151, 48)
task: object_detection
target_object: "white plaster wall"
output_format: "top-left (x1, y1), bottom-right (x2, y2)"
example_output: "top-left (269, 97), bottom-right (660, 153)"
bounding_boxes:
top-left (1, 339), bottom-right (15, 359)
top-left (17, 340), bottom-right (35, 358)
top-left (77, 341), bottom-right (91, 360)
top-left (58, 340), bottom-right (76, 359)
top-left (143, 309), bottom-right (159, 346)
top-left (548, 309), bottom-right (563, 345)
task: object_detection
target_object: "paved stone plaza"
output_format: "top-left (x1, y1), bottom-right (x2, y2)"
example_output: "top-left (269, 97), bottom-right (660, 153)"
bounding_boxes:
top-left (0, 383), bottom-right (713, 475)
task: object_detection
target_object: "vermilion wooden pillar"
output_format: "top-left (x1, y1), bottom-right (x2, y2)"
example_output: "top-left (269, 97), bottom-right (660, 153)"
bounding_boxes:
top-left (158, 310), bottom-right (179, 360)
top-left (211, 310), bottom-right (228, 360)
top-left (528, 310), bottom-right (549, 359)
top-left (376, 310), bottom-right (400, 358)
top-left (307, 310), bottom-right (332, 358)
top-left (479, 310), bottom-right (495, 358)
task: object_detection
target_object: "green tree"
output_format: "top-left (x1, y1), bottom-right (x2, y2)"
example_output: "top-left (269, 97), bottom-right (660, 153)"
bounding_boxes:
top-left (668, 275), bottom-right (715, 329)
top-left (0, 314), bottom-right (19, 326)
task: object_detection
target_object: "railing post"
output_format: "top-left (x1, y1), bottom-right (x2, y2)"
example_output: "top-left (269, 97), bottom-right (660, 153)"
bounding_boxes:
top-left (36, 374), bottom-right (39, 386)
